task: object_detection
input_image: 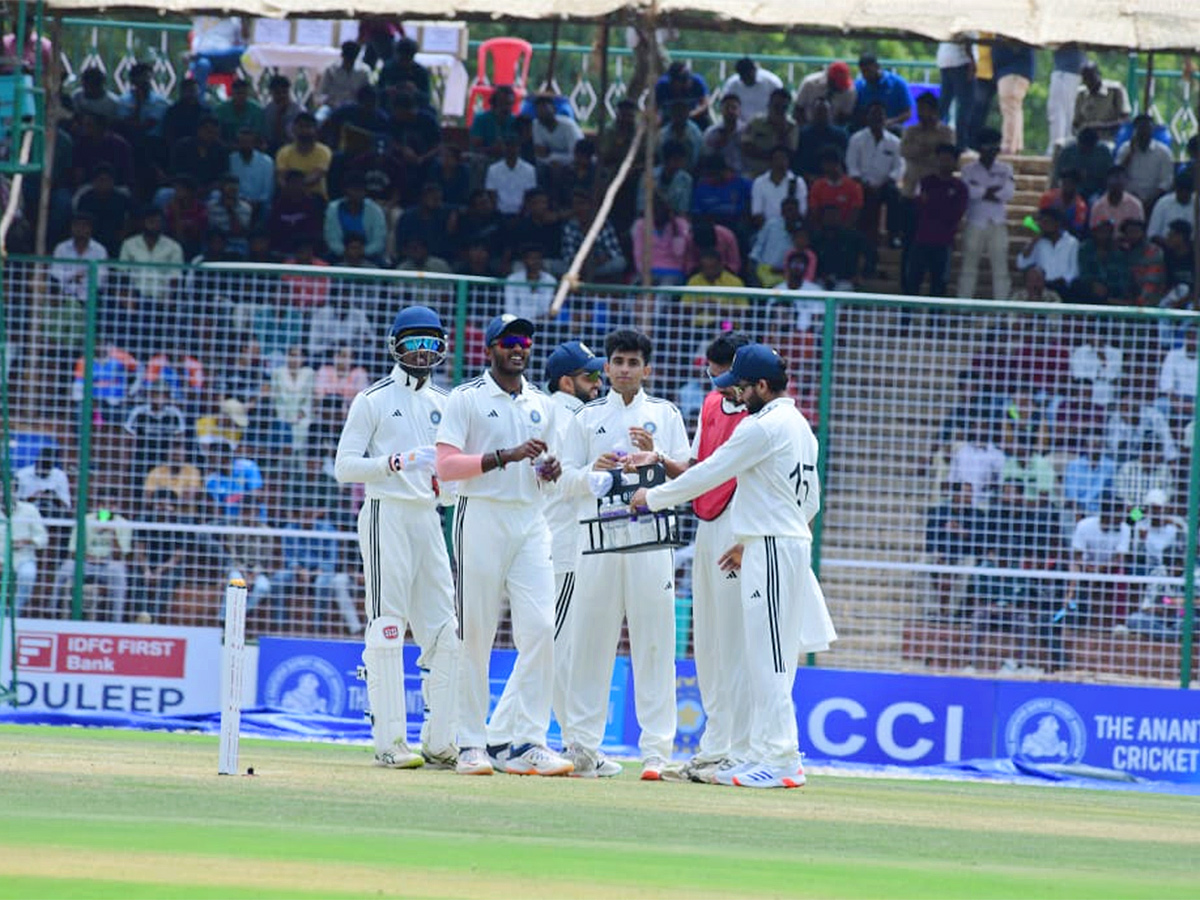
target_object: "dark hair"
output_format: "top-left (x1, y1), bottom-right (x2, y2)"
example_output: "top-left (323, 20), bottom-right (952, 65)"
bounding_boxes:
top-left (343, 171), bottom-right (367, 190)
top-left (268, 74), bottom-right (291, 91)
top-left (395, 37), bottom-right (419, 57)
top-left (1168, 218), bottom-right (1193, 239)
top-left (343, 231), bottom-right (366, 246)
top-left (341, 40), bottom-right (360, 54)
top-left (198, 114), bottom-right (219, 130)
top-left (706, 330), bottom-right (751, 367)
top-left (1077, 127), bottom-right (1099, 146)
top-left (604, 329), bottom-right (653, 364)
top-left (769, 87), bottom-right (792, 103)
top-left (574, 137), bottom-right (596, 156)
top-left (916, 91), bottom-right (939, 109)
top-left (858, 52), bottom-right (878, 68)
top-left (976, 126), bottom-right (1001, 146)
top-left (1107, 164), bottom-right (1127, 178)
top-left (818, 146), bottom-right (843, 166)
top-left (1174, 170), bottom-right (1193, 192)
top-left (293, 111), bottom-right (317, 127)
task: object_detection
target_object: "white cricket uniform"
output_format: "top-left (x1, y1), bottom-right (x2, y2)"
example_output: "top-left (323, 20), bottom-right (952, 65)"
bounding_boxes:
top-left (334, 365), bottom-right (460, 758)
top-left (689, 394), bottom-right (751, 764)
top-left (544, 389), bottom-right (586, 739)
top-left (563, 388), bottom-right (690, 761)
top-left (646, 397), bottom-right (837, 769)
top-left (437, 370), bottom-right (561, 750)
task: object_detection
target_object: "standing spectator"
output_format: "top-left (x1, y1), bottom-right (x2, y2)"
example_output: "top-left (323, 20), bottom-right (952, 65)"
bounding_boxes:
top-left (53, 499), bottom-right (133, 621)
top-left (703, 94), bottom-right (746, 174)
top-left (469, 85), bottom-right (519, 160)
top-left (317, 41), bottom-right (372, 116)
top-left (275, 112), bottom-right (332, 200)
top-left (261, 74), bottom-right (302, 153)
top-left (900, 92), bottom-right (956, 274)
top-left (1016, 207), bottom-right (1080, 296)
top-left (750, 146), bottom-right (806, 231)
top-left (1047, 44), bottom-right (1087, 151)
top-left (631, 197), bottom-right (692, 285)
top-left (810, 205), bottom-right (867, 290)
top-left (993, 41), bottom-right (1035, 155)
top-left (379, 38), bottom-right (432, 110)
top-left (74, 164), bottom-right (133, 256)
top-left (50, 213), bottom-right (107, 301)
top-left (1089, 166), bottom-right (1145, 232)
top-left (793, 99), bottom-right (848, 179)
top-left (267, 170), bottom-right (324, 256)
top-left (1073, 62), bottom-right (1132, 143)
top-left (808, 149), bottom-right (863, 228)
top-left (323, 173), bottom-right (387, 262)
top-left (1075, 219), bottom-right (1132, 304)
top-left (118, 207), bottom-right (183, 303)
top-left (847, 102), bottom-right (904, 273)
top-left (1052, 127), bottom-right (1113, 200)
top-left (228, 126), bottom-right (274, 218)
top-left (655, 61), bottom-right (711, 126)
top-left (937, 40), bottom-right (975, 151)
top-left (0, 491), bottom-right (49, 613)
top-left (853, 53), bottom-right (912, 130)
top-left (794, 61), bottom-right (857, 127)
top-left (904, 144), bottom-right (968, 298)
top-left (722, 57), bottom-right (783, 125)
top-left (1147, 171), bottom-right (1196, 240)
top-left (957, 128), bottom-right (1014, 300)
top-left (214, 79), bottom-right (265, 145)
top-left (1116, 114), bottom-right (1175, 208)
top-left (271, 345), bottom-right (315, 451)
top-left (967, 34), bottom-right (997, 151)
top-left (741, 89), bottom-right (799, 179)
top-left (485, 135), bottom-right (538, 217)
top-left (683, 247), bottom-right (747, 331)
top-left (1038, 168), bottom-right (1090, 238)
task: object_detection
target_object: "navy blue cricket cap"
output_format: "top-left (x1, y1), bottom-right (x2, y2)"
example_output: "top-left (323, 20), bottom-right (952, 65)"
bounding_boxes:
top-left (713, 343), bottom-right (786, 388)
top-left (484, 314), bottom-right (536, 345)
top-left (545, 340), bottom-right (605, 384)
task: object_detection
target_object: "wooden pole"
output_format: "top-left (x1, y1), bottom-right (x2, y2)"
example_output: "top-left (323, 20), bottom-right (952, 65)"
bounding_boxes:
top-left (638, 1), bottom-right (660, 335)
top-left (1142, 51), bottom-right (1154, 114)
top-left (597, 19), bottom-right (610, 135)
top-left (34, 17), bottom-right (62, 257)
top-left (543, 19), bottom-right (560, 94)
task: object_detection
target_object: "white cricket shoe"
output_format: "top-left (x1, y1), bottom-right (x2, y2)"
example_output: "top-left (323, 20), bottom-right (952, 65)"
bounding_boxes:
top-left (421, 745), bottom-right (459, 769)
top-left (565, 744), bottom-right (622, 778)
top-left (455, 747), bottom-right (494, 776)
top-left (640, 755), bottom-right (669, 781)
top-left (375, 742), bottom-right (424, 769)
top-left (731, 762), bottom-right (806, 789)
top-left (504, 743), bottom-right (574, 776)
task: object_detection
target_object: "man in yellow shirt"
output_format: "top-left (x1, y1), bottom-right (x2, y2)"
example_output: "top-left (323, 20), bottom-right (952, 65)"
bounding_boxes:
top-left (684, 248), bottom-right (748, 329)
top-left (275, 112), bottom-right (332, 200)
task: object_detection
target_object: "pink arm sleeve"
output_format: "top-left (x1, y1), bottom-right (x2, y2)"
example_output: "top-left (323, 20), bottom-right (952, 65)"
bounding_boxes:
top-left (437, 443), bottom-right (485, 481)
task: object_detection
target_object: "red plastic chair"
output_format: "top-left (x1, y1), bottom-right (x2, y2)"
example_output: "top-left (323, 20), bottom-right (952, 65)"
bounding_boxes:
top-left (465, 37), bottom-right (533, 126)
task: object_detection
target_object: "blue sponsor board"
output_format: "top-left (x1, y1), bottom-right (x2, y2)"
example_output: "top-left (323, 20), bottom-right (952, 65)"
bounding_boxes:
top-left (257, 638), bottom-right (628, 747)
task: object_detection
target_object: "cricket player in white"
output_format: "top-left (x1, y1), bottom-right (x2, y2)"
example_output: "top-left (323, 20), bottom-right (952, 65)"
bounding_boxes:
top-left (436, 314), bottom-right (573, 777)
top-left (562, 330), bottom-right (691, 781)
top-left (334, 305), bottom-right (460, 769)
top-left (632, 343), bottom-right (837, 789)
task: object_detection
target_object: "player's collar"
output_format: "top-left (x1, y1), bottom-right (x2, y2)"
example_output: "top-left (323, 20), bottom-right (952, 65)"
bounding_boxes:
top-left (484, 369), bottom-right (528, 398)
top-left (607, 387), bottom-right (645, 408)
top-left (553, 391), bottom-right (584, 412)
top-left (758, 396), bottom-right (795, 415)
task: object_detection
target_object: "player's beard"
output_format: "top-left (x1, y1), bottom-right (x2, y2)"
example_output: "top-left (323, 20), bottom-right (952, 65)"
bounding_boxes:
top-left (743, 389), bottom-right (767, 414)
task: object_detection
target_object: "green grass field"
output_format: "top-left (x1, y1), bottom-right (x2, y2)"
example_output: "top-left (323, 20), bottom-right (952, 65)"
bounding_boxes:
top-left (1, 725), bottom-right (1197, 899)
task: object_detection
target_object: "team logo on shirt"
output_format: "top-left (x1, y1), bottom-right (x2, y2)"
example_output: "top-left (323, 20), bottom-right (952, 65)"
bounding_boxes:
top-left (430, 410), bottom-right (441, 424)
top-left (530, 410), bottom-right (542, 423)
top-left (643, 422), bottom-right (656, 434)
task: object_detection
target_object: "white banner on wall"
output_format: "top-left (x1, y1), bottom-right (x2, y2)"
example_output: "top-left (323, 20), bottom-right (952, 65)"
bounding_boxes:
top-left (2, 618), bottom-right (223, 716)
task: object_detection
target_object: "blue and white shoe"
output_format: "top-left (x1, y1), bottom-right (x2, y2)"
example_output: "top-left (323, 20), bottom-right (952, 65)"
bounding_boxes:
top-left (731, 762), bottom-right (806, 789)
top-left (713, 760), bottom-right (752, 786)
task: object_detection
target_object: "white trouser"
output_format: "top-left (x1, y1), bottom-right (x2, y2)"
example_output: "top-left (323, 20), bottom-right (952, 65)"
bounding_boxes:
top-left (739, 536), bottom-right (836, 769)
top-left (692, 512), bottom-right (751, 762)
top-left (453, 496), bottom-right (555, 749)
top-left (1047, 71), bottom-right (1082, 152)
top-left (358, 498), bottom-right (460, 754)
top-left (956, 221), bottom-right (1011, 300)
top-left (552, 569), bottom-right (576, 745)
top-left (567, 546), bottom-right (677, 761)
top-left (12, 559), bottom-right (37, 611)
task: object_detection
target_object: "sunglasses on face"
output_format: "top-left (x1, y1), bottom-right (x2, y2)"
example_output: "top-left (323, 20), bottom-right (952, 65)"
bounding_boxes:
top-left (574, 370), bottom-right (603, 382)
top-left (495, 334), bottom-right (532, 349)
top-left (398, 335), bottom-right (443, 353)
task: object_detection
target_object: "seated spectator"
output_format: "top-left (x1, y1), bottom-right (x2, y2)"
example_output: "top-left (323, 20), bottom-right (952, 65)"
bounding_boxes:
top-left (510, 189), bottom-right (565, 274)
top-left (846, 101), bottom-right (903, 273)
top-left (779, 226), bottom-right (821, 291)
top-left (1157, 327), bottom-right (1198, 428)
top-left (793, 99), bottom-right (848, 179)
top-left (71, 112), bottom-right (135, 191)
top-left (206, 175), bottom-right (252, 253)
top-left (143, 438), bottom-right (203, 507)
top-left (118, 207), bottom-right (183, 303)
top-left (1075, 219), bottom-right (1132, 303)
top-left (948, 423), bottom-right (1007, 509)
top-left (485, 135), bottom-right (538, 217)
top-left (1009, 266), bottom-right (1063, 303)
top-left (553, 138), bottom-right (598, 210)
top-left (1064, 431), bottom-right (1117, 514)
top-left (124, 381), bottom-right (187, 478)
top-left (903, 144), bottom-right (968, 297)
top-left (1000, 430), bottom-right (1058, 502)
top-left (255, 293), bottom-right (307, 369)
top-left (282, 241), bottom-right (331, 309)
top-left (750, 195), bottom-right (805, 287)
top-left (741, 89), bottom-right (799, 179)
top-left (794, 60), bottom-right (856, 128)
top-left (267, 170), bottom-right (324, 256)
top-left (1016, 208), bottom-right (1080, 297)
top-left (323, 84), bottom-right (389, 152)
top-left (1159, 221), bottom-right (1196, 318)
top-left (691, 155), bottom-right (751, 236)
top-left (50, 212), bottom-right (108, 301)
top-left (1067, 318), bottom-right (1123, 406)
top-left (142, 349), bottom-right (206, 415)
top-left (560, 189), bottom-right (627, 282)
top-left (655, 61), bottom-right (711, 125)
top-left (631, 197), bottom-right (692, 286)
top-left (809, 148), bottom-right (864, 228)
top-left (683, 248), bottom-right (746, 328)
top-left (395, 234), bottom-right (453, 277)
top-left (72, 67), bottom-right (120, 123)
top-left (216, 340), bottom-right (269, 440)
top-left (1052, 127), bottom-right (1112, 200)
top-left (379, 37), bottom-right (432, 110)
top-left (205, 443), bottom-right (265, 520)
top-left (1105, 384), bottom-right (1178, 464)
top-left (228, 126), bottom-right (274, 219)
top-left (311, 265), bottom-right (375, 358)
top-left (504, 245), bottom-right (561, 337)
top-left (270, 345), bottom-right (315, 451)
top-left (0, 492), bottom-right (49, 613)
top-left (394, 182), bottom-right (453, 262)
top-left (453, 189), bottom-right (507, 271)
top-left (1148, 171), bottom-right (1196, 241)
top-left (687, 218), bottom-right (741, 282)
top-left (317, 41), bottom-right (372, 117)
top-left (1066, 494), bottom-right (1132, 628)
top-left (853, 53), bottom-right (912, 130)
top-left (275, 112), bottom-right (332, 200)
top-left (703, 94), bottom-right (746, 174)
top-left (53, 499), bottom-right (132, 620)
top-left (132, 490), bottom-right (189, 622)
top-left (261, 74), bottom-right (303, 153)
top-left (116, 61), bottom-right (169, 141)
top-left (469, 85), bottom-right (520, 160)
top-left (74, 163), bottom-right (133, 256)
top-left (215, 79), bottom-right (265, 145)
top-left (1089, 165), bottom-right (1144, 231)
top-left (658, 99), bottom-right (703, 169)
top-left (810, 205), bottom-right (866, 290)
top-left (348, 140), bottom-right (404, 214)
top-left (314, 345), bottom-right (369, 403)
top-left (1073, 61), bottom-right (1132, 143)
top-left (162, 78), bottom-right (209, 148)
top-left (750, 145), bottom-right (806, 230)
top-left (1121, 218), bottom-right (1165, 307)
top-left (388, 91), bottom-right (442, 203)
top-left (162, 176), bottom-right (208, 258)
top-left (323, 173), bottom-right (386, 262)
top-left (925, 481), bottom-right (981, 614)
top-left (722, 57), bottom-right (784, 125)
top-left (639, 139), bottom-right (693, 215)
top-left (16, 451), bottom-right (72, 515)
top-left (1114, 438), bottom-right (1174, 509)
top-left (1039, 167), bottom-right (1090, 239)
top-left (1116, 114), bottom-right (1174, 208)
top-left (428, 143), bottom-right (472, 211)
